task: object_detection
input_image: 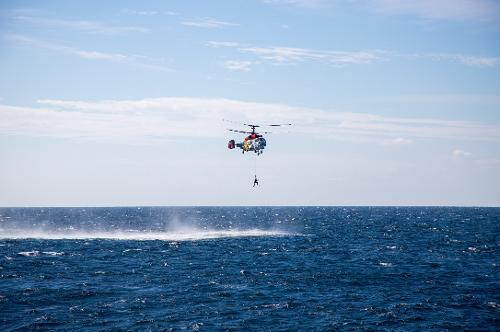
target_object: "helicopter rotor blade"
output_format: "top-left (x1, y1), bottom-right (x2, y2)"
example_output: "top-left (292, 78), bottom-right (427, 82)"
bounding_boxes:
top-left (223, 119), bottom-right (255, 126)
top-left (237, 122), bottom-right (291, 127)
top-left (265, 123), bottom-right (292, 127)
top-left (242, 123), bottom-right (259, 128)
top-left (223, 119), bottom-right (291, 130)
top-left (227, 128), bottom-right (252, 134)
top-left (223, 119), bottom-right (260, 129)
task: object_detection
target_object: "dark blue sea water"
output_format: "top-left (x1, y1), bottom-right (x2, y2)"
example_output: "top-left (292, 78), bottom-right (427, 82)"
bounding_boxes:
top-left (0, 207), bottom-right (498, 331)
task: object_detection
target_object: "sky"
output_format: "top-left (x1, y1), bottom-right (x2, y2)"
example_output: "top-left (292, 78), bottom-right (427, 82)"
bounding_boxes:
top-left (0, 0), bottom-right (499, 206)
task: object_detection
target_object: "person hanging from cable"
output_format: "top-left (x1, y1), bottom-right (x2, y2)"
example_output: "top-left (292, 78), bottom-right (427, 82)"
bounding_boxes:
top-left (253, 175), bottom-right (259, 187)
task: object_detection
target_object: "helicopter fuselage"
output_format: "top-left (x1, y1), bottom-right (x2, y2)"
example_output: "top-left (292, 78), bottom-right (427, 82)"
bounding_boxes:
top-left (228, 134), bottom-right (267, 154)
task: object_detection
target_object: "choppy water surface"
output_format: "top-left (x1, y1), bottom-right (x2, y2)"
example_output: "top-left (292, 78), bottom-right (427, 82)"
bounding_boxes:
top-left (0, 207), bottom-right (498, 330)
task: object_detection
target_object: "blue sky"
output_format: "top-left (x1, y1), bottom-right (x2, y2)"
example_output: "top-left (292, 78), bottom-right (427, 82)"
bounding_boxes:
top-left (0, 0), bottom-right (499, 206)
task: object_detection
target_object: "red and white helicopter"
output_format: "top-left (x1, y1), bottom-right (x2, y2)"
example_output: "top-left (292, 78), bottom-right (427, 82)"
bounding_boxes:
top-left (226, 121), bottom-right (291, 155)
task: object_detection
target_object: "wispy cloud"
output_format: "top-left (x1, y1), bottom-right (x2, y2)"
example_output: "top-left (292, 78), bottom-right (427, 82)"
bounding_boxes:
top-left (182, 17), bottom-right (238, 28)
top-left (206, 41), bottom-right (240, 48)
top-left (383, 137), bottom-right (413, 145)
top-left (372, 94), bottom-right (500, 106)
top-left (365, 0), bottom-right (500, 22)
top-left (223, 60), bottom-right (254, 71)
top-left (208, 42), bottom-right (385, 66)
top-left (1, 97), bottom-right (499, 145)
top-left (476, 159), bottom-right (500, 166)
top-left (13, 16), bottom-right (150, 35)
top-left (452, 149), bottom-right (472, 159)
top-left (7, 35), bottom-right (171, 72)
top-left (263, 0), bottom-right (332, 8)
top-left (122, 9), bottom-right (179, 16)
top-left (240, 46), bottom-right (382, 65)
top-left (421, 53), bottom-right (500, 67)
top-left (265, 0), bottom-right (500, 22)
top-left (456, 55), bottom-right (500, 67)
top-left (208, 41), bottom-right (500, 68)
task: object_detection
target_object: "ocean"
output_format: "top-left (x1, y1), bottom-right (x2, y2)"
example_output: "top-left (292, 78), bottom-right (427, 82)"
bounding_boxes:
top-left (0, 207), bottom-right (498, 331)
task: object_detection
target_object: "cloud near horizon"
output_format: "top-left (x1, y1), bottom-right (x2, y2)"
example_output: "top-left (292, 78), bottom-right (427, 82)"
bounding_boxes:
top-left (1, 97), bottom-right (499, 145)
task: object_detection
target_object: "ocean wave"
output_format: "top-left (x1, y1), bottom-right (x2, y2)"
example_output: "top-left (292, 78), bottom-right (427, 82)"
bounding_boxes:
top-left (18, 251), bottom-right (40, 256)
top-left (1, 229), bottom-right (292, 241)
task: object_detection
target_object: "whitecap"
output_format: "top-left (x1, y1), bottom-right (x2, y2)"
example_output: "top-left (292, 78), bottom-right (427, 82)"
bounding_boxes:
top-left (379, 262), bottom-right (393, 267)
top-left (260, 303), bottom-right (283, 309)
top-left (123, 248), bottom-right (142, 253)
top-left (69, 305), bottom-right (83, 312)
top-left (190, 322), bottom-right (203, 331)
top-left (18, 251), bottom-right (40, 257)
top-left (42, 251), bottom-right (64, 256)
top-left (486, 302), bottom-right (499, 309)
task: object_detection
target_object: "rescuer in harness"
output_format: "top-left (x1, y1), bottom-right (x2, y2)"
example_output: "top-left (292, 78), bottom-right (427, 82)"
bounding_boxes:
top-left (253, 175), bottom-right (259, 187)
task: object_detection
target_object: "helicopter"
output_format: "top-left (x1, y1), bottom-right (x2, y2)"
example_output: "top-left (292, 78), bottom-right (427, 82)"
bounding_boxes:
top-left (226, 121), bottom-right (291, 155)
